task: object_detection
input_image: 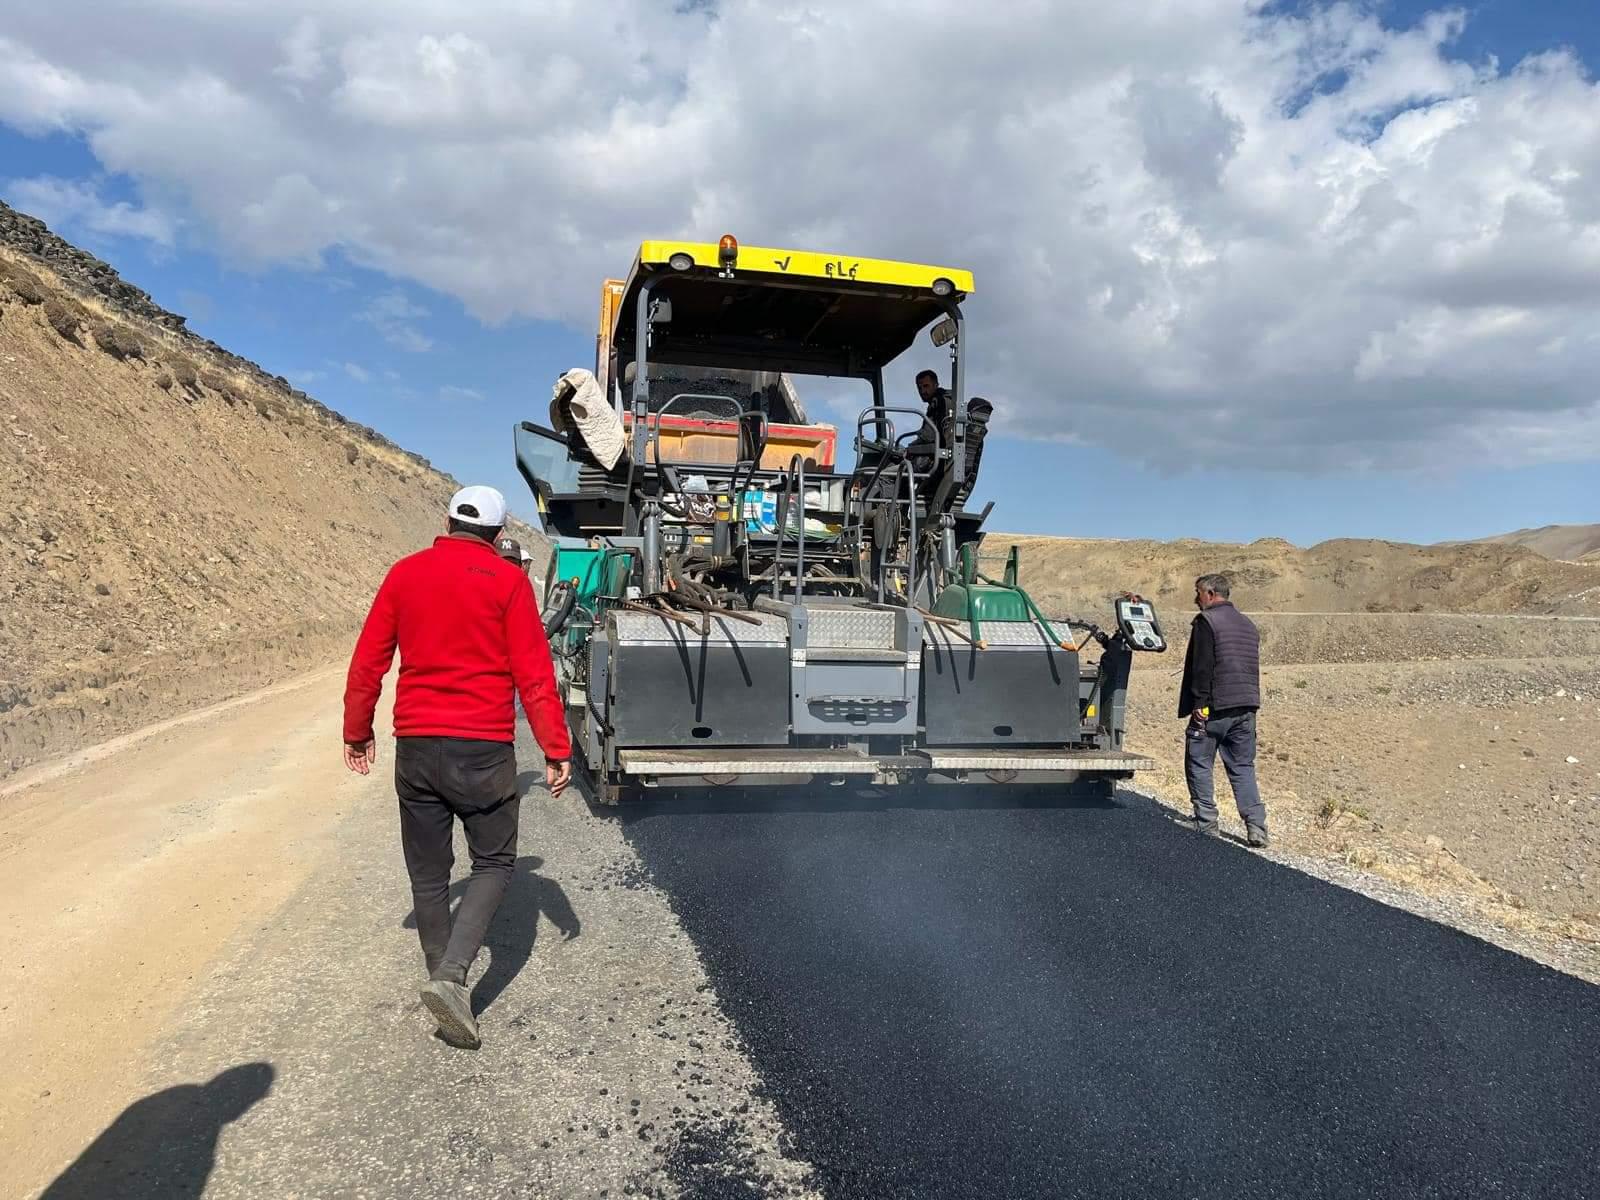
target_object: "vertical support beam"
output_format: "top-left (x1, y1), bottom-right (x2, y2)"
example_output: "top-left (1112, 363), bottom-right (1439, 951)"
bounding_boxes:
top-left (870, 370), bottom-right (887, 446)
top-left (641, 502), bottom-right (661, 596)
top-left (586, 632), bottom-right (611, 770)
top-left (631, 278), bottom-right (656, 467)
top-left (792, 456), bottom-right (807, 604)
top-left (1096, 644), bottom-right (1133, 749)
top-left (939, 300), bottom-right (967, 491)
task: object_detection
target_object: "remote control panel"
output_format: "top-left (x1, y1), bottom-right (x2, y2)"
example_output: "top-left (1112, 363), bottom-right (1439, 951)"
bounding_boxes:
top-left (1115, 597), bottom-right (1166, 652)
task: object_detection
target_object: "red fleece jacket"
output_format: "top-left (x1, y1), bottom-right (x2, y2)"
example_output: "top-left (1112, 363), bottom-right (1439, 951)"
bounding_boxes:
top-left (343, 534), bottom-right (572, 759)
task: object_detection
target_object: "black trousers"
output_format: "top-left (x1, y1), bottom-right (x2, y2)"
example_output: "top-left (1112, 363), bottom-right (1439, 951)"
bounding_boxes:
top-left (395, 736), bottom-right (520, 985)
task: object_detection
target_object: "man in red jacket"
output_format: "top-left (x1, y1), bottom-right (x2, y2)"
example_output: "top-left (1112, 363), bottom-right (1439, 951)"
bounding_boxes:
top-left (343, 484), bottom-right (572, 1049)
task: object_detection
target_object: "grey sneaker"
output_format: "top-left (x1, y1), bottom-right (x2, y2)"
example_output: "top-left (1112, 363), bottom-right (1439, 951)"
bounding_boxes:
top-left (1246, 825), bottom-right (1270, 849)
top-left (420, 980), bottom-right (480, 1048)
top-left (1187, 817), bottom-right (1220, 837)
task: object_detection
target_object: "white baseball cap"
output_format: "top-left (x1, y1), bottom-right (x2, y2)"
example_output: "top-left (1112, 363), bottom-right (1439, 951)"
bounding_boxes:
top-left (448, 484), bottom-right (506, 527)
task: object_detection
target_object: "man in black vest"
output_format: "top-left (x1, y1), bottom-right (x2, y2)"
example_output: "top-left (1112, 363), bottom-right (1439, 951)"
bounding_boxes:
top-left (1178, 573), bottom-right (1268, 846)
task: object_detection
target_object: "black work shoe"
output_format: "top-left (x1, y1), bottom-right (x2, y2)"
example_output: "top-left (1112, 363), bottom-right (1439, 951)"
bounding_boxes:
top-left (1246, 825), bottom-right (1270, 848)
top-left (1187, 817), bottom-right (1220, 837)
top-left (420, 980), bottom-right (480, 1049)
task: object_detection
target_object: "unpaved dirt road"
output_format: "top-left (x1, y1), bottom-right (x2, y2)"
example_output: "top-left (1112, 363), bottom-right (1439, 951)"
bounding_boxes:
top-left (3, 669), bottom-right (813, 1200)
top-left (1, 666), bottom-right (365, 1188)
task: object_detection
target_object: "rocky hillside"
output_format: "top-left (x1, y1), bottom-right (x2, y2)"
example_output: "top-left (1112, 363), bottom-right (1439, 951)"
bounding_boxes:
top-left (0, 203), bottom-right (492, 777)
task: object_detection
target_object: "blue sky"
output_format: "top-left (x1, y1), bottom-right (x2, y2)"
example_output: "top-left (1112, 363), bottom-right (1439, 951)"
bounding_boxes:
top-left (2, 1), bottom-right (1596, 545)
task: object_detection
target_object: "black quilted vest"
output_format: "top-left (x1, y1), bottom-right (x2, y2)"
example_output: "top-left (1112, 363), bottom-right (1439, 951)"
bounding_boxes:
top-left (1200, 602), bottom-right (1261, 710)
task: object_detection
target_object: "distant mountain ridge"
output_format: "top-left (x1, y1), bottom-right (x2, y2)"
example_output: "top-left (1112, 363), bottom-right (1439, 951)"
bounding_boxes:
top-left (1457, 524), bottom-right (1600, 562)
top-left (993, 533), bottom-right (1600, 618)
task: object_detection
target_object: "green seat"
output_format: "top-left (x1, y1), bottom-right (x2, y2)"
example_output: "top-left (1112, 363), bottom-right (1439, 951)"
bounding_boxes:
top-left (931, 583), bottom-right (1027, 623)
top-left (930, 544), bottom-right (1069, 648)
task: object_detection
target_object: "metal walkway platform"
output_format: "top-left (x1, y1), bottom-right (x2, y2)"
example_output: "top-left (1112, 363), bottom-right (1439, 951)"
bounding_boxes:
top-left (617, 748), bottom-right (882, 776)
top-left (616, 747), bottom-right (1155, 778)
top-left (918, 749), bottom-right (1155, 773)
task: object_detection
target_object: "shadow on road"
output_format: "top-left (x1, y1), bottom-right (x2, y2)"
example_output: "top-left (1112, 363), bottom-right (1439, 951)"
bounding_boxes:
top-left (401, 855), bottom-right (580, 1017)
top-left (38, 1063), bottom-right (274, 1199)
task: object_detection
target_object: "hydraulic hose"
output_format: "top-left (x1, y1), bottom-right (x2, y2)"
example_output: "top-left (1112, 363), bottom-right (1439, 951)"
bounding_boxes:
top-left (542, 579), bottom-right (577, 638)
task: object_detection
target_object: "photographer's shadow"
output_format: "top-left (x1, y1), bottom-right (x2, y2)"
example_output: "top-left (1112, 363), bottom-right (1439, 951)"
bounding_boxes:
top-left (403, 854), bottom-right (580, 1017)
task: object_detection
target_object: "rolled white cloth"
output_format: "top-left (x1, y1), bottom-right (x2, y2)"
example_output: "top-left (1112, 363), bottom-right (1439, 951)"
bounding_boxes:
top-left (549, 367), bottom-right (625, 470)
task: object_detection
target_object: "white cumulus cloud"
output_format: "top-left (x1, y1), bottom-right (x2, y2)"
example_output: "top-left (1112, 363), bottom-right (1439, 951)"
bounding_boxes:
top-left (358, 290), bottom-right (432, 353)
top-left (3, 174), bottom-right (175, 245)
top-left (1, 3), bottom-right (1599, 471)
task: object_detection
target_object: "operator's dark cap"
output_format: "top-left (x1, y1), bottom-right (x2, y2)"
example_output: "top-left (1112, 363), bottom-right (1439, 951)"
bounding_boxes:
top-left (495, 535), bottom-right (523, 563)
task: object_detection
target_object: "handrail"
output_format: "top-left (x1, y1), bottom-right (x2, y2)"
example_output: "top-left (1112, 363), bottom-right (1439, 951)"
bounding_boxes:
top-left (663, 392), bottom-right (743, 419)
top-left (900, 448), bottom-right (920, 605)
top-left (643, 394), bottom-right (770, 522)
top-left (728, 410), bottom-right (770, 502)
top-left (845, 406), bottom-right (940, 605)
top-left (771, 453), bottom-right (807, 601)
top-left (648, 392), bottom-right (739, 477)
top-left (845, 405), bottom-right (939, 542)
top-left (853, 405), bottom-right (941, 463)
top-left (852, 451), bottom-right (923, 606)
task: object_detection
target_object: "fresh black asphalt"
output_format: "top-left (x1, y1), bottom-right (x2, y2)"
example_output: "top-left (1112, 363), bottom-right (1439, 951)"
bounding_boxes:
top-left (621, 788), bottom-right (1600, 1199)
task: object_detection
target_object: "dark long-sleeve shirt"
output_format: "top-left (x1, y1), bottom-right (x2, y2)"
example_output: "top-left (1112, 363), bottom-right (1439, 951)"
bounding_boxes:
top-left (1177, 616), bottom-right (1215, 718)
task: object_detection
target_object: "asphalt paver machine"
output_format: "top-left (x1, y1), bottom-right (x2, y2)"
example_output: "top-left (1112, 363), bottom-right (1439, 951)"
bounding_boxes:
top-left (516, 236), bottom-right (1167, 801)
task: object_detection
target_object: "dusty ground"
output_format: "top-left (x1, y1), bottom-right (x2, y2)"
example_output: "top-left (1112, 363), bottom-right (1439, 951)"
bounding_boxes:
top-left (2, 669), bottom-right (816, 1200)
top-left (0, 667), bottom-right (368, 1190)
top-left (1114, 613), bottom-right (1600, 980)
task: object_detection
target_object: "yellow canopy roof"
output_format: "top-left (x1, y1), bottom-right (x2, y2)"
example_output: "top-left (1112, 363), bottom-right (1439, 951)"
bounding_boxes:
top-left (636, 240), bottom-right (974, 295)
top-left (609, 238), bottom-right (975, 377)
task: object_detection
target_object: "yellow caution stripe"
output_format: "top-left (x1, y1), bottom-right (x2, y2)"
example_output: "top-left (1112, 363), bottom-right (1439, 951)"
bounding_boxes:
top-left (636, 241), bottom-right (974, 294)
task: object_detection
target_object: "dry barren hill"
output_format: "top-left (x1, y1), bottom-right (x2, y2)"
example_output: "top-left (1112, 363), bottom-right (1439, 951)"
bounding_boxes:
top-left (1464, 524), bottom-right (1600, 562)
top-left (0, 202), bottom-right (540, 778)
top-left (996, 533), bottom-right (1600, 619)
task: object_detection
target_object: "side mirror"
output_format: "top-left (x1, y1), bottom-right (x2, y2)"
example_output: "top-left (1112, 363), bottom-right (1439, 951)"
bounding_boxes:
top-left (649, 297), bottom-right (673, 324)
top-left (929, 316), bottom-right (957, 347)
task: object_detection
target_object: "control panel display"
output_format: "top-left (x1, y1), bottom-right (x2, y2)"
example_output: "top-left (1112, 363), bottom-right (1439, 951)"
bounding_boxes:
top-left (1115, 597), bottom-right (1167, 652)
